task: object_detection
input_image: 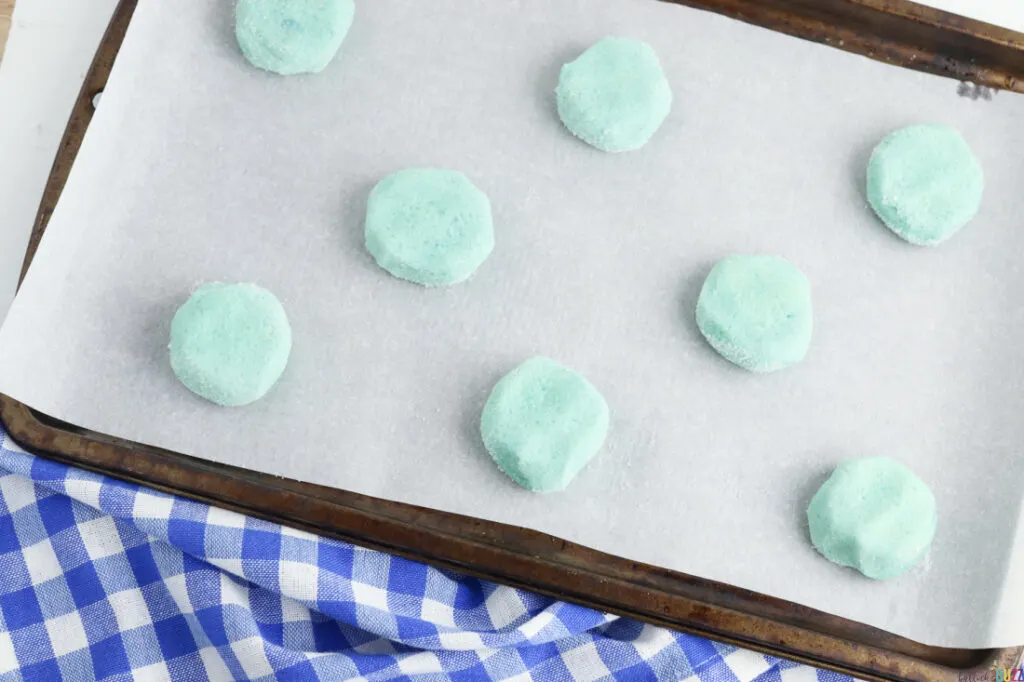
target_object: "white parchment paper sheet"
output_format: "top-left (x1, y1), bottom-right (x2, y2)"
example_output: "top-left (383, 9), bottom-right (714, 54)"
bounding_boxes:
top-left (1, 0), bottom-right (1022, 649)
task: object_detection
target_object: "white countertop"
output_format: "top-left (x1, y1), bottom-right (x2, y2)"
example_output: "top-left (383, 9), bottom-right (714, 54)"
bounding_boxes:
top-left (925, 0), bottom-right (1024, 32)
top-left (0, 0), bottom-right (118, 321)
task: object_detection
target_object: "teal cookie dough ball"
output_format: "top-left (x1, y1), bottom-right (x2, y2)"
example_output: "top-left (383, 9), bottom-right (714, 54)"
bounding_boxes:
top-left (695, 255), bottom-right (812, 373)
top-left (170, 283), bottom-right (292, 407)
top-left (556, 37), bottom-right (672, 153)
top-left (365, 169), bottom-right (495, 287)
top-left (481, 357), bottom-right (610, 493)
top-left (866, 124), bottom-right (984, 245)
top-left (807, 457), bottom-right (938, 580)
top-left (235, 0), bottom-right (355, 76)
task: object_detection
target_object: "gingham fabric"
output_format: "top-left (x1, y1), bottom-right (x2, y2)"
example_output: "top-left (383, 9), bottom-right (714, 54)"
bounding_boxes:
top-left (0, 426), bottom-right (852, 681)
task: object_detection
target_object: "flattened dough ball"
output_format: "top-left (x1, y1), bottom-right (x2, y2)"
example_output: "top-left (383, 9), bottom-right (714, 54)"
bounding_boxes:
top-left (556, 37), bottom-right (672, 152)
top-left (807, 457), bottom-right (937, 580)
top-left (365, 169), bottom-right (494, 287)
top-left (696, 255), bottom-right (812, 373)
top-left (481, 357), bottom-right (610, 493)
top-left (170, 283), bottom-right (292, 407)
top-left (866, 124), bottom-right (984, 245)
top-left (235, 0), bottom-right (355, 76)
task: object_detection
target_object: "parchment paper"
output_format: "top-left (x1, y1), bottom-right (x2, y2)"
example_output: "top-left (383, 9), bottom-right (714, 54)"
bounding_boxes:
top-left (0, 0), bottom-right (1022, 649)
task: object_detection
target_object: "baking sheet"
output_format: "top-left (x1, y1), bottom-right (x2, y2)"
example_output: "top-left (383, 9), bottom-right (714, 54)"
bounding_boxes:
top-left (0, 0), bottom-right (1022, 649)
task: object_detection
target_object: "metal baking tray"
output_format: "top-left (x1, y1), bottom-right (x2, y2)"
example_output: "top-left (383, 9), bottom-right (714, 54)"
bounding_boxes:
top-left (3, 1), bottom-right (1022, 679)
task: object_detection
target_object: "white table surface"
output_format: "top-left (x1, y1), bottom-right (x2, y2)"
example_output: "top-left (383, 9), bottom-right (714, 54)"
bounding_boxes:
top-left (0, 0), bottom-right (118, 322)
top-left (0, 0), bottom-right (1020, 323)
top-left (925, 0), bottom-right (1024, 32)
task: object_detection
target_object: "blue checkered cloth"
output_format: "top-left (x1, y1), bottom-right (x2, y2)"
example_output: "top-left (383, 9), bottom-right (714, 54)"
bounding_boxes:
top-left (0, 425), bottom-right (852, 681)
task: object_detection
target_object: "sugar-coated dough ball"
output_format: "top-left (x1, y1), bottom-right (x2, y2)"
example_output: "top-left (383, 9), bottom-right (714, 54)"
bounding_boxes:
top-left (556, 37), bottom-right (672, 153)
top-left (365, 169), bottom-right (494, 287)
top-left (170, 283), bottom-right (292, 407)
top-left (235, 0), bottom-right (355, 76)
top-left (696, 255), bottom-right (812, 373)
top-left (481, 357), bottom-right (610, 493)
top-left (807, 457), bottom-right (937, 580)
top-left (866, 124), bottom-right (984, 245)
